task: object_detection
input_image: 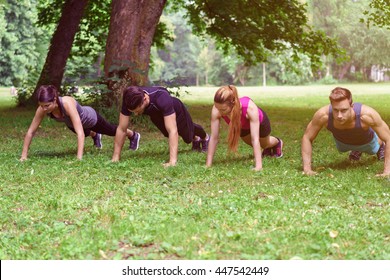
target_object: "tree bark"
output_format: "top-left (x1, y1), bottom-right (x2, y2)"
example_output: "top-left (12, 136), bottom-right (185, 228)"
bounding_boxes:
top-left (32, 0), bottom-right (89, 101)
top-left (337, 62), bottom-right (351, 81)
top-left (104, 0), bottom-right (166, 104)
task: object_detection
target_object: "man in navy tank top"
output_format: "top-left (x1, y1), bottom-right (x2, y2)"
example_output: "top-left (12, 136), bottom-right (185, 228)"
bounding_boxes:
top-left (302, 87), bottom-right (390, 177)
top-left (112, 86), bottom-right (209, 167)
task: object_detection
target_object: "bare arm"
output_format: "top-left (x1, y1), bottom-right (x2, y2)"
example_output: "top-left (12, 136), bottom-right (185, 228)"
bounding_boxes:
top-left (20, 107), bottom-right (46, 161)
top-left (301, 106), bottom-right (329, 175)
top-left (361, 106), bottom-right (390, 176)
top-left (206, 106), bottom-right (221, 168)
top-left (62, 97), bottom-right (85, 160)
top-left (247, 100), bottom-right (262, 171)
top-left (112, 113), bottom-right (130, 162)
top-left (162, 113), bottom-right (179, 167)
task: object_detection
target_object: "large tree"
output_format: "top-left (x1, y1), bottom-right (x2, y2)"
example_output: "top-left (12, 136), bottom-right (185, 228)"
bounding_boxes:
top-left (33, 0), bottom-right (89, 99)
top-left (103, 0), bottom-right (167, 103)
top-left (103, 0), bottom-right (341, 104)
top-left (34, 0), bottom-right (342, 104)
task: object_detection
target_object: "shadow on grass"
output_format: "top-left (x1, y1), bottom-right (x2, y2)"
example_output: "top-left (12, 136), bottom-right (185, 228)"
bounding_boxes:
top-left (320, 156), bottom-right (379, 171)
top-left (33, 149), bottom-right (76, 158)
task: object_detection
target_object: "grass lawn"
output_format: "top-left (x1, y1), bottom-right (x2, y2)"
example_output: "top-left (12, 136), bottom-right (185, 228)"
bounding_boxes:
top-left (0, 84), bottom-right (389, 260)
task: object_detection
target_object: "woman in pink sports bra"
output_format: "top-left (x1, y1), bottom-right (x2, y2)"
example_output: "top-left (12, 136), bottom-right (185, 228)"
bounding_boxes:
top-left (206, 85), bottom-right (283, 171)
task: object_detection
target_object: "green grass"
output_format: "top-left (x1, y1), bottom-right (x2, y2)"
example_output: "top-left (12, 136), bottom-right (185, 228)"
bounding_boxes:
top-left (0, 85), bottom-right (389, 260)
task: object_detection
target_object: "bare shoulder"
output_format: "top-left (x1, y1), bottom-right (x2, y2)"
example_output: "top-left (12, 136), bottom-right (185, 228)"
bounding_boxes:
top-left (312, 105), bottom-right (329, 126)
top-left (61, 96), bottom-right (77, 109)
top-left (247, 98), bottom-right (257, 108)
top-left (211, 105), bottom-right (221, 119)
top-left (35, 105), bottom-right (46, 118)
top-left (360, 104), bottom-right (379, 116)
top-left (61, 96), bottom-right (76, 104)
top-left (360, 104), bottom-right (382, 126)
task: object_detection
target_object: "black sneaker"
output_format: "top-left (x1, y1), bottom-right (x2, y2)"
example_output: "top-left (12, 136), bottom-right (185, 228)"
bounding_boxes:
top-left (201, 134), bottom-right (210, 153)
top-left (349, 150), bottom-right (362, 161)
top-left (129, 132), bottom-right (140, 151)
top-left (93, 133), bottom-right (102, 149)
top-left (377, 143), bottom-right (385, 160)
top-left (192, 139), bottom-right (201, 152)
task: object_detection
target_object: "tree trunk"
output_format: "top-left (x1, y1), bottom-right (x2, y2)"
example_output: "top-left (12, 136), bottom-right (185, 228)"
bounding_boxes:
top-left (337, 62), bottom-right (351, 81)
top-left (104, 0), bottom-right (166, 105)
top-left (32, 0), bottom-right (89, 101)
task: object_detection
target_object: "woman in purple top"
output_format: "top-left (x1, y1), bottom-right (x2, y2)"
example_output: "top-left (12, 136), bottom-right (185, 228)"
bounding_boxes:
top-left (21, 85), bottom-right (139, 161)
top-left (206, 85), bottom-right (283, 171)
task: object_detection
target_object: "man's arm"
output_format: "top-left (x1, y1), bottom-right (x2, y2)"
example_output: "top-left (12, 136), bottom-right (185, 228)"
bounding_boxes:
top-left (163, 113), bottom-right (179, 167)
top-left (301, 106), bottom-right (329, 175)
top-left (112, 113), bottom-right (130, 162)
top-left (361, 106), bottom-right (390, 176)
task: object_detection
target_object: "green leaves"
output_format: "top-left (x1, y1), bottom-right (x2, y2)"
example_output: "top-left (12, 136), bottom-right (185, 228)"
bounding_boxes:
top-left (362, 0), bottom-right (390, 29)
top-left (184, 0), bottom-right (342, 66)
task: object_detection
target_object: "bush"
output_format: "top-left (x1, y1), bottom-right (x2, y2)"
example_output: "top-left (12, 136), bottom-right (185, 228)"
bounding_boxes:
top-left (315, 75), bottom-right (338, 85)
top-left (13, 85), bottom-right (34, 107)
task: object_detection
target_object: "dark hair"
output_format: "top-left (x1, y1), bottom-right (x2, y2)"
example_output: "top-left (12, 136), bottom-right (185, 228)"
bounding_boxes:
top-left (123, 86), bottom-right (145, 110)
top-left (329, 87), bottom-right (353, 105)
top-left (37, 85), bottom-right (59, 103)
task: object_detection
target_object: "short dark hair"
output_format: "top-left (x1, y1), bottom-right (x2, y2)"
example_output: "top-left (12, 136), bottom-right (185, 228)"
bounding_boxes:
top-left (123, 86), bottom-right (145, 110)
top-left (329, 87), bottom-right (353, 105)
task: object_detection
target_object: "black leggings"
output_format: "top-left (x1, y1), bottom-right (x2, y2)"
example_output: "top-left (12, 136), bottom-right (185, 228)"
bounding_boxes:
top-left (68, 113), bottom-right (118, 137)
top-left (240, 109), bottom-right (271, 138)
top-left (150, 112), bottom-right (207, 144)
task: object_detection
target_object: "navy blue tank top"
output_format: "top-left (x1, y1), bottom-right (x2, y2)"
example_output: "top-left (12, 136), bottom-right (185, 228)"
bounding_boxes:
top-left (327, 102), bottom-right (374, 145)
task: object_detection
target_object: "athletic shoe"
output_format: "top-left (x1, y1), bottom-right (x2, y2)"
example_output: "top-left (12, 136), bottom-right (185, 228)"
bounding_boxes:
top-left (93, 133), bottom-right (102, 149)
top-left (201, 134), bottom-right (210, 153)
top-left (272, 138), bottom-right (283, 158)
top-left (377, 143), bottom-right (385, 160)
top-left (349, 150), bottom-right (362, 161)
top-left (129, 132), bottom-right (140, 151)
top-left (262, 147), bottom-right (273, 157)
top-left (192, 139), bottom-right (201, 152)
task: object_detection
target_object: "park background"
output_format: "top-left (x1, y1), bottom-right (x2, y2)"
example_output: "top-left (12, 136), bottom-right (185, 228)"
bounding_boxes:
top-left (0, 0), bottom-right (389, 259)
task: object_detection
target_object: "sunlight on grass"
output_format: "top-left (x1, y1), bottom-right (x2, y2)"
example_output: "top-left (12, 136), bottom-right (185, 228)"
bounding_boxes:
top-left (0, 84), bottom-right (389, 260)
top-left (182, 83), bottom-right (390, 103)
